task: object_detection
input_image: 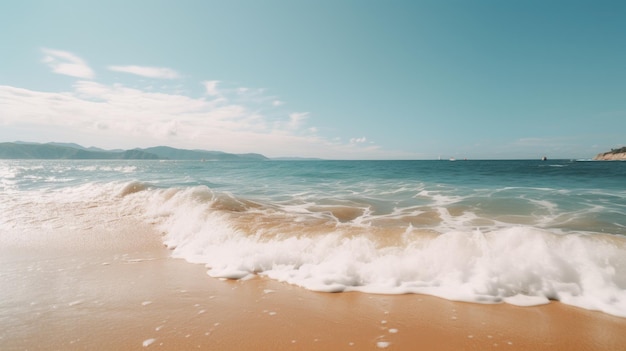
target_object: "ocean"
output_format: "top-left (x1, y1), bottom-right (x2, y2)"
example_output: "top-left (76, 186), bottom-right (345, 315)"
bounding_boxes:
top-left (2, 159), bottom-right (625, 317)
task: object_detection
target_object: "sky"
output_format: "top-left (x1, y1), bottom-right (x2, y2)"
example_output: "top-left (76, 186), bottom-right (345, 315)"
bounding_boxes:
top-left (1, 0), bottom-right (625, 159)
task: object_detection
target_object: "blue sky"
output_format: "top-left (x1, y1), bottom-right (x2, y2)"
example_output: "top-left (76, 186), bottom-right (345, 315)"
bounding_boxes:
top-left (1, 0), bottom-right (625, 159)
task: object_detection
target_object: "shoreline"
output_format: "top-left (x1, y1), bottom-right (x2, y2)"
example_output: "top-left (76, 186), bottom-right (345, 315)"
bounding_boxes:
top-left (2, 223), bottom-right (626, 350)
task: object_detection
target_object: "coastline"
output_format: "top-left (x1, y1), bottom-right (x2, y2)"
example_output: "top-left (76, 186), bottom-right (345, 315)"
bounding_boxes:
top-left (593, 149), bottom-right (626, 160)
top-left (1, 221), bottom-right (626, 350)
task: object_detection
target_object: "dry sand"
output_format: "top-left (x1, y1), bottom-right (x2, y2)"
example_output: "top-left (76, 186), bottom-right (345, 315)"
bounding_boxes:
top-left (1, 220), bottom-right (626, 351)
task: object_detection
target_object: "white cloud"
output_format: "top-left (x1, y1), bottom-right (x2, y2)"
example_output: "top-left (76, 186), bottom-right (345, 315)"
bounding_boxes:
top-left (203, 80), bottom-right (220, 96)
top-left (41, 48), bottom-right (95, 79)
top-left (287, 112), bottom-right (309, 129)
top-left (108, 65), bottom-right (181, 79)
top-left (3, 52), bottom-right (415, 159)
top-left (0, 81), bottom-right (398, 158)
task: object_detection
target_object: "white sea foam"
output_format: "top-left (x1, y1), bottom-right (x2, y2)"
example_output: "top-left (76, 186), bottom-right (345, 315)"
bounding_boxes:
top-left (376, 341), bottom-right (391, 348)
top-left (3, 167), bottom-right (626, 319)
top-left (133, 184), bottom-right (626, 318)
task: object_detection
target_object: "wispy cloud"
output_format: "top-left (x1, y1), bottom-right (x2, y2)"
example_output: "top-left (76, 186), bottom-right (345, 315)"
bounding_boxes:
top-left (41, 48), bottom-right (95, 79)
top-left (2, 51), bottom-right (394, 159)
top-left (202, 80), bottom-right (220, 96)
top-left (108, 65), bottom-right (181, 79)
top-left (0, 80), bottom-right (388, 158)
top-left (350, 137), bottom-right (367, 144)
top-left (287, 112), bottom-right (309, 130)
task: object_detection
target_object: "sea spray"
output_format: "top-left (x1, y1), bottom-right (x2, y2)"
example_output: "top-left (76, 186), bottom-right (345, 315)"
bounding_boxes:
top-left (3, 159), bottom-right (626, 318)
top-left (137, 184), bottom-right (626, 317)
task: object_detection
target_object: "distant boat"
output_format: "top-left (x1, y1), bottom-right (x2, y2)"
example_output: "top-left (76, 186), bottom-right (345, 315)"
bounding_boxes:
top-left (542, 156), bottom-right (547, 161)
top-left (449, 157), bottom-right (456, 161)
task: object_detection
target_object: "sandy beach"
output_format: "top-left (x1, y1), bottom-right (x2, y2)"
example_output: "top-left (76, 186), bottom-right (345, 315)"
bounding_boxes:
top-left (2, 219), bottom-right (626, 351)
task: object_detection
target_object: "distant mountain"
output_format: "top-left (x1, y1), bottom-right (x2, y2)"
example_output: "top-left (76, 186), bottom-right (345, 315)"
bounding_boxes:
top-left (0, 142), bottom-right (160, 160)
top-left (46, 142), bottom-right (121, 153)
top-left (0, 142), bottom-right (269, 161)
top-left (141, 146), bottom-right (268, 161)
top-left (15, 141), bottom-right (92, 150)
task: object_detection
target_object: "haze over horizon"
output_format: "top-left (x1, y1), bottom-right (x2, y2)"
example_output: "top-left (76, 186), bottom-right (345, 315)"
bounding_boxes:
top-left (1, 1), bottom-right (625, 160)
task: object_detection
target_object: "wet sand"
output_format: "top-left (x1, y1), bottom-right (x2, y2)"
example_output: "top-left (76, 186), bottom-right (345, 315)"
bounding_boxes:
top-left (2, 221), bottom-right (626, 350)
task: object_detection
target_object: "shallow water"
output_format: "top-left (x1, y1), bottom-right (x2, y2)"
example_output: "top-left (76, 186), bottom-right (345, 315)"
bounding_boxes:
top-left (1, 159), bottom-right (625, 317)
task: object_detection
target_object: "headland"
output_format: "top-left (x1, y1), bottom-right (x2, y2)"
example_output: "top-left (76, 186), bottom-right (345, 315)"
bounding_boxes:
top-left (594, 147), bottom-right (626, 160)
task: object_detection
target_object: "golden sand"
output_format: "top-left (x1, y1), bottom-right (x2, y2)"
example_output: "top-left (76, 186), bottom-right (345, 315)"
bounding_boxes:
top-left (1, 222), bottom-right (625, 350)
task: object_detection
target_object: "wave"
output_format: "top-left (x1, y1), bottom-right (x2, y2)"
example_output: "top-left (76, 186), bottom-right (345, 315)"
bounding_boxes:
top-left (3, 179), bottom-right (625, 317)
top-left (124, 183), bottom-right (626, 318)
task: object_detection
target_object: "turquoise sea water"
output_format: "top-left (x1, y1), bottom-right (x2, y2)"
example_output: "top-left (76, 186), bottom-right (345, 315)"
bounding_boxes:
top-left (1, 159), bottom-right (625, 316)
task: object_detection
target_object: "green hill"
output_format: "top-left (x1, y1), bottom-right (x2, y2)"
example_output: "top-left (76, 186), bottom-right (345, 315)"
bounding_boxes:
top-left (142, 146), bottom-right (268, 161)
top-left (0, 142), bottom-right (159, 159)
top-left (0, 142), bottom-right (269, 161)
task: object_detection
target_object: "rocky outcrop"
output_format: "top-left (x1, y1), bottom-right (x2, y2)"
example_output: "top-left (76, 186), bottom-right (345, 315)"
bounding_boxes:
top-left (593, 147), bottom-right (626, 160)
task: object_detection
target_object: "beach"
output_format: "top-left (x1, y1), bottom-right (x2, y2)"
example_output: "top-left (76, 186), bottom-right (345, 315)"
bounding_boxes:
top-left (2, 217), bottom-right (626, 351)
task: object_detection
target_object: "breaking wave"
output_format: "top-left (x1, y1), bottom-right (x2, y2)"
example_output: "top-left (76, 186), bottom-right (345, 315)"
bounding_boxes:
top-left (125, 183), bottom-right (626, 318)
